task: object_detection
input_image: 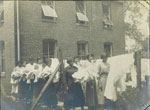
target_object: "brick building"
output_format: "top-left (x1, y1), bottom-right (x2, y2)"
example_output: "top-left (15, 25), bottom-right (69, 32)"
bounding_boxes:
top-left (0, 1), bottom-right (126, 94)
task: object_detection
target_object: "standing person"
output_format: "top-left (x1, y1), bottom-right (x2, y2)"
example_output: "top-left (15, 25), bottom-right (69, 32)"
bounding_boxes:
top-left (32, 57), bottom-right (43, 102)
top-left (63, 59), bottom-right (79, 110)
top-left (85, 54), bottom-right (98, 110)
top-left (24, 58), bottom-right (35, 104)
top-left (96, 53), bottom-right (110, 110)
top-left (18, 61), bottom-right (27, 102)
top-left (42, 58), bottom-right (58, 109)
top-left (33, 57), bottom-right (43, 83)
top-left (10, 61), bottom-right (23, 102)
top-left (73, 56), bottom-right (81, 68)
top-left (73, 56), bottom-right (85, 110)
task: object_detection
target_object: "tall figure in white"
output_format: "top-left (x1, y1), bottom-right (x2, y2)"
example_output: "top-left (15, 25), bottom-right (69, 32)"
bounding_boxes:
top-left (97, 53), bottom-right (110, 110)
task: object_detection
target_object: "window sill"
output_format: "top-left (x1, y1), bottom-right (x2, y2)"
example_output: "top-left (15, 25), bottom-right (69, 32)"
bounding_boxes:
top-left (103, 27), bottom-right (113, 30)
top-left (76, 23), bottom-right (88, 27)
top-left (42, 19), bottom-right (57, 23)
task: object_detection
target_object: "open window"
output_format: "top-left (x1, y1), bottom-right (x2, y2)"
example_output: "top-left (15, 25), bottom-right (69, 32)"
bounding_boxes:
top-left (43, 39), bottom-right (57, 59)
top-left (77, 41), bottom-right (88, 59)
top-left (0, 1), bottom-right (4, 23)
top-left (41, 1), bottom-right (57, 21)
top-left (0, 40), bottom-right (5, 76)
top-left (104, 42), bottom-right (113, 57)
top-left (76, 1), bottom-right (88, 25)
top-left (102, 3), bottom-right (113, 29)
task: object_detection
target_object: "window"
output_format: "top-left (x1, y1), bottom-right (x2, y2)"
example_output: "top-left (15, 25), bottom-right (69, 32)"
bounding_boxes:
top-left (76, 1), bottom-right (89, 25)
top-left (0, 1), bottom-right (4, 23)
top-left (102, 3), bottom-right (113, 29)
top-left (41, 1), bottom-right (57, 20)
top-left (41, 0), bottom-right (55, 9)
top-left (0, 40), bottom-right (5, 74)
top-left (43, 39), bottom-right (57, 58)
top-left (77, 41), bottom-right (88, 59)
top-left (104, 42), bottom-right (113, 57)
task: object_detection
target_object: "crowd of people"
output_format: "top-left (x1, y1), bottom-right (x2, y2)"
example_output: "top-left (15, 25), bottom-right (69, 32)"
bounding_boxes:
top-left (10, 53), bottom-right (136, 110)
top-left (11, 57), bottom-right (59, 109)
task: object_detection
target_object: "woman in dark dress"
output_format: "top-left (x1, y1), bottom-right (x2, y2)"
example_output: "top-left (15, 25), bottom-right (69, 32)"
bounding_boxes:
top-left (42, 58), bottom-right (58, 109)
top-left (18, 61), bottom-right (29, 102)
top-left (64, 59), bottom-right (85, 110)
top-left (84, 54), bottom-right (98, 110)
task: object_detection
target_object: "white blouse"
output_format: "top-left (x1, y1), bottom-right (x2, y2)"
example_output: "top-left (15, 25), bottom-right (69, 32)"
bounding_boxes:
top-left (99, 62), bottom-right (110, 74)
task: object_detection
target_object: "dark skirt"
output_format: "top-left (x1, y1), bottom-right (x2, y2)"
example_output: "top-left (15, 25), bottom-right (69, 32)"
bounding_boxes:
top-left (33, 78), bottom-right (44, 101)
top-left (64, 82), bottom-right (85, 109)
top-left (18, 80), bottom-right (28, 100)
top-left (27, 79), bottom-right (34, 103)
top-left (43, 78), bottom-right (58, 107)
top-left (86, 80), bottom-right (98, 107)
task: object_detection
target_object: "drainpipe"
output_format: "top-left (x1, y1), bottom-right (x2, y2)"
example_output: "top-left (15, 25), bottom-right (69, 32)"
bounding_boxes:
top-left (16, 0), bottom-right (20, 62)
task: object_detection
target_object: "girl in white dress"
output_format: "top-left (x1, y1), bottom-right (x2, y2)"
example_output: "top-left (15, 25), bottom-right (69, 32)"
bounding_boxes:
top-left (11, 61), bottom-right (23, 101)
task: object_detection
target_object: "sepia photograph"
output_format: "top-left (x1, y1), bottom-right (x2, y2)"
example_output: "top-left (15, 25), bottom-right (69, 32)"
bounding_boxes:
top-left (0, 0), bottom-right (150, 110)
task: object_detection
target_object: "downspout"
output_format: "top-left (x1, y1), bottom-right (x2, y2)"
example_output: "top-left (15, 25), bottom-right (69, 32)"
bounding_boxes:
top-left (16, 0), bottom-right (20, 62)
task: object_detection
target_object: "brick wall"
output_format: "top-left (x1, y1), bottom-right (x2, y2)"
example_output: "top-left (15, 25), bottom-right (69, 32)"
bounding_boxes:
top-left (0, 1), bottom-right (126, 95)
top-left (19, 1), bottom-right (126, 60)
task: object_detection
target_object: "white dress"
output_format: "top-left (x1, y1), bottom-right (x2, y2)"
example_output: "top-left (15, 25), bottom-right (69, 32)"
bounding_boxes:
top-left (96, 61), bottom-right (110, 105)
top-left (33, 64), bottom-right (43, 83)
top-left (11, 66), bottom-right (23, 94)
top-left (24, 63), bottom-right (35, 84)
top-left (50, 58), bottom-right (60, 83)
top-left (41, 66), bottom-right (51, 78)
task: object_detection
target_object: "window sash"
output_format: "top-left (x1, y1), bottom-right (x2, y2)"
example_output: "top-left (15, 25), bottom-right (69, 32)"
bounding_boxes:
top-left (76, 1), bottom-right (85, 14)
top-left (77, 42), bottom-right (88, 57)
top-left (104, 42), bottom-right (113, 57)
top-left (102, 4), bottom-right (111, 20)
top-left (78, 44), bottom-right (85, 56)
top-left (43, 40), bottom-right (57, 58)
top-left (41, 0), bottom-right (55, 9)
top-left (47, 1), bottom-right (55, 9)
